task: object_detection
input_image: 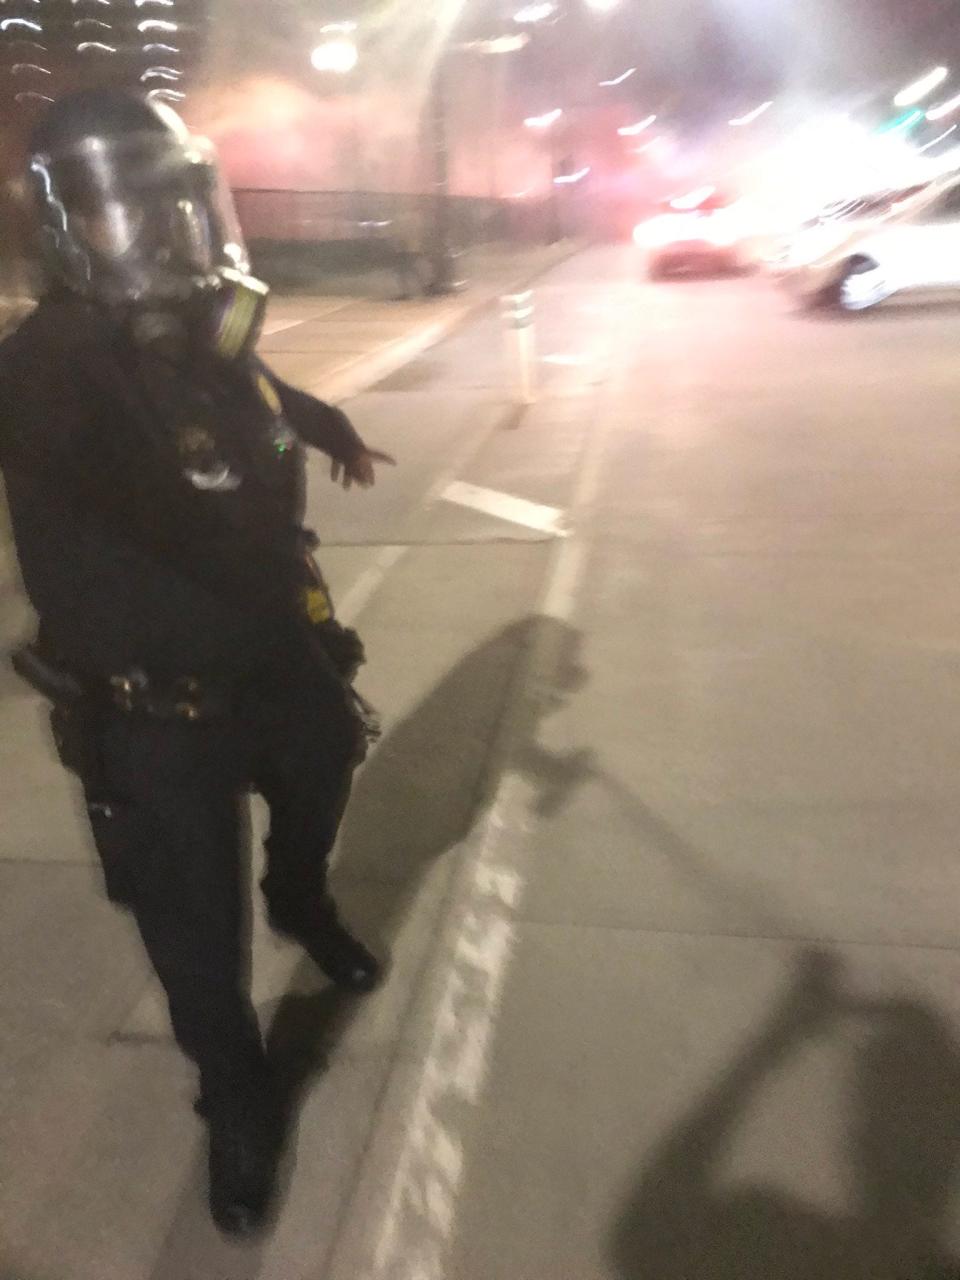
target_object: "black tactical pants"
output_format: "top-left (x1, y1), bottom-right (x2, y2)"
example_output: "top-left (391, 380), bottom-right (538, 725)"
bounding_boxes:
top-left (88, 653), bottom-right (363, 1097)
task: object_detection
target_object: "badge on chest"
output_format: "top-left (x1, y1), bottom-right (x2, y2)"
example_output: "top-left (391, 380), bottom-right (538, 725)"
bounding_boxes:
top-left (176, 424), bottom-right (242, 492)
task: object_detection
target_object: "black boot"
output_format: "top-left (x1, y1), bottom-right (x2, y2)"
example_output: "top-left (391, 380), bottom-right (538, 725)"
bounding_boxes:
top-left (206, 1085), bottom-right (281, 1238)
top-left (267, 896), bottom-right (382, 993)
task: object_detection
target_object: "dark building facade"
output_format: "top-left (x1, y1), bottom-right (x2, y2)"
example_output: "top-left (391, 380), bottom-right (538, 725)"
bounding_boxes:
top-left (1, 0), bottom-right (210, 169)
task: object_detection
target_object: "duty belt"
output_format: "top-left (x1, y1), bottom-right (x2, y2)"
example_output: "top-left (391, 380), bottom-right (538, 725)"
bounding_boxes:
top-left (13, 645), bottom-right (230, 721)
top-left (106, 671), bottom-right (230, 720)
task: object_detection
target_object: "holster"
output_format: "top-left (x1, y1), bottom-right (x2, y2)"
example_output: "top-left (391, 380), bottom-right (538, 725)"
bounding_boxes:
top-left (11, 645), bottom-right (105, 787)
top-left (12, 643), bottom-right (134, 904)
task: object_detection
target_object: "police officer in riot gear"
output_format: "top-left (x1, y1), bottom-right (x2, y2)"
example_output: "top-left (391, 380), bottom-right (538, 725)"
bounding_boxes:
top-left (0, 89), bottom-right (395, 1236)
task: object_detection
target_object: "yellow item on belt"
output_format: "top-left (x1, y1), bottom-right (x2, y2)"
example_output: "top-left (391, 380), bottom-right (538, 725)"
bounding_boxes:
top-left (303, 584), bottom-right (333, 625)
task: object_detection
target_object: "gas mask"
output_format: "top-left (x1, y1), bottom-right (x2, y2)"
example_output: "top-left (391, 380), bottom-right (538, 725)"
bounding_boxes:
top-left (129, 267), bottom-right (269, 366)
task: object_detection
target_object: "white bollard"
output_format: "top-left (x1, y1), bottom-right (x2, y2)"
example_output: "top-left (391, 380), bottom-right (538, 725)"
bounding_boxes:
top-left (501, 290), bottom-right (536, 407)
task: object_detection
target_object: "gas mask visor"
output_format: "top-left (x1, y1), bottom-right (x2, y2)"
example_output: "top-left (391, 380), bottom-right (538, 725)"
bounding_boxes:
top-left (31, 130), bottom-right (252, 305)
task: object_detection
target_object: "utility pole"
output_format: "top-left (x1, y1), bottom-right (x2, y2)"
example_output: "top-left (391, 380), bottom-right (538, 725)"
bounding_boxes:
top-left (426, 53), bottom-right (458, 295)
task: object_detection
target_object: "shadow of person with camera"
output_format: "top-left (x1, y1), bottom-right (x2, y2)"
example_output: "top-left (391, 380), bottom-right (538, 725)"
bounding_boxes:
top-left (611, 950), bottom-right (960, 1280)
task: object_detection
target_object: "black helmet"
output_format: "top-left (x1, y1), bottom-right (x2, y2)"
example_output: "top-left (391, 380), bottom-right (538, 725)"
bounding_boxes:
top-left (28, 88), bottom-right (251, 304)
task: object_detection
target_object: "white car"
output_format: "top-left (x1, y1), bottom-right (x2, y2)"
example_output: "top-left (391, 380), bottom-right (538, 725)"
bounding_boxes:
top-left (781, 178), bottom-right (960, 312)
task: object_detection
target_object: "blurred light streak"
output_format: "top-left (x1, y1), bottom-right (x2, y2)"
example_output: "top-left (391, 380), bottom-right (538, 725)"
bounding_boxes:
top-left (1, 18), bottom-right (42, 31)
top-left (919, 124), bottom-right (958, 151)
top-left (143, 41), bottom-right (179, 52)
top-left (135, 0), bottom-right (175, 5)
top-left (74, 18), bottom-right (111, 28)
top-left (524, 108), bottom-right (562, 128)
top-left (137, 18), bottom-right (177, 31)
top-left (927, 92), bottom-right (960, 121)
top-left (617, 114), bottom-right (656, 136)
top-left (729, 100), bottom-right (772, 126)
top-left (894, 66), bottom-right (948, 107)
top-left (141, 66), bottom-right (181, 81)
top-left (473, 34), bottom-right (528, 53)
top-left (148, 88), bottom-right (184, 102)
top-left (77, 40), bottom-right (116, 50)
top-left (15, 91), bottom-right (53, 103)
top-left (554, 166), bottom-right (590, 184)
top-left (11, 62), bottom-right (50, 73)
top-left (513, 2), bottom-right (556, 21)
top-left (670, 185), bottom-right (715, 209)
top-left (883, 108), bottom-right (924, 134)
top-left (599, 67), bottom-right (635, 87)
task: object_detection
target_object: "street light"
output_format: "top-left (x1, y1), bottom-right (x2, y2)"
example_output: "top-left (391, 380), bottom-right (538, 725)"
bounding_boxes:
top-left (310, 37), bottom-right (358, 75)
top-left (894, 66), bottom-right (948, 107)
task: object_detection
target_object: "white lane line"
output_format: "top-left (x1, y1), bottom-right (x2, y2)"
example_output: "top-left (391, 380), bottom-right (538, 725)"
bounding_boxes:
top-left (360, 547), bottom-right (589, 1280)
top-left (330, 335), bottom-right (619, 1280)
top-left (336, 544), bottom-right (408, 627)
top-left (440, 480), bottom-right (568, 537)
top-left (369, 773), bottom-right (530, 1280)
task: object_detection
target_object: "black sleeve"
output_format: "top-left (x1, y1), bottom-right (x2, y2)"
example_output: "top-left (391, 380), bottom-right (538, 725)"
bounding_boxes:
top-left (262, 366), bottom-right (366, 462)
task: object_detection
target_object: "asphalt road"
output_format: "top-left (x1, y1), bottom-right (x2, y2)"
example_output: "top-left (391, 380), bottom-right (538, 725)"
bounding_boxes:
top-left (5, 246), bottom-right (960, 1279)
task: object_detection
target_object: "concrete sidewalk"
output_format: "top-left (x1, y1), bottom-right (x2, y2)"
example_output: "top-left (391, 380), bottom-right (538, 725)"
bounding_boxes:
top-left (258, 241), bottom-right (571, 406)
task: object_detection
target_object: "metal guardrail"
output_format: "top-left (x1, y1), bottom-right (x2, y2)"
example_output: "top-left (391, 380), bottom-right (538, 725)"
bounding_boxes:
top-left (233, 189), bottom-right (556, 250)
top-left (0, 190), bottom-right (558, 310)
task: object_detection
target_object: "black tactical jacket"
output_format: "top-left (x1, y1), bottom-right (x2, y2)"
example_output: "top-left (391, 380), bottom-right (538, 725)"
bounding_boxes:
top-left (0, 292), bottom-right (365, 684)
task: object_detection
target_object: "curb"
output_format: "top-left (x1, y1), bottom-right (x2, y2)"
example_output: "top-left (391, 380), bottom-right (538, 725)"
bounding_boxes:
top-left (305, 241), bottom-right (582, 407)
